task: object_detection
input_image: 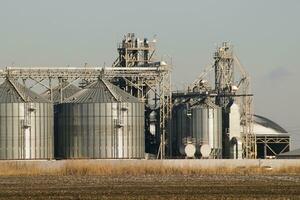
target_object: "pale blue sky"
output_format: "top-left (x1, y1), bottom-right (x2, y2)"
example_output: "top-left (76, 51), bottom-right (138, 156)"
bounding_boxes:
top-left (0, 0), bottom-right (300, 148)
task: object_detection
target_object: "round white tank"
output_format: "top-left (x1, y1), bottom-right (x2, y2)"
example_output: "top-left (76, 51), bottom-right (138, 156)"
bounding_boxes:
top-left (185, 144), bottom-right (196, 158)
top-left (200, 144), bottom-right (211, 158)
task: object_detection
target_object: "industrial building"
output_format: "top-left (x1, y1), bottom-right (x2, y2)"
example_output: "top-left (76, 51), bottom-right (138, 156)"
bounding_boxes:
top-left (254, 115), bottom-right (290, 158)
top-left (172, 42), bottom-right (256, 159)
top-left (0, 33), bottom-right (291, 160)
top-left (171, 42), bottom-right (291, 159)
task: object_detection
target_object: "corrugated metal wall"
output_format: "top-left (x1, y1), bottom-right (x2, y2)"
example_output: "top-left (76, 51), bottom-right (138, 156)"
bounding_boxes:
top-left (191, 106), bottom-right (222, 158)
top-left (0, 103), bottom-right (53, 159)
top-left (55, 102), bottom-right (145, 159)
top-left (172, 104), bottom-right (191, 156)
top-left (172, 103), bottom-right (222, 158)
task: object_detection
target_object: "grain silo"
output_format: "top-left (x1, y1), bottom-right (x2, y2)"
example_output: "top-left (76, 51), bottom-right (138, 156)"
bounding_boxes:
top-left (55, 79), bottom-right (145, 159)
top-left (191, 100), bottom-right (222, 158)
top-left (171, 103), bottom-right (192, 156)
top-left (172, 99), bottom-right (222, 158)
top-left (0, 79), bottom-right (53, 160)
top-left (41, 81), bottom-right (81, 158)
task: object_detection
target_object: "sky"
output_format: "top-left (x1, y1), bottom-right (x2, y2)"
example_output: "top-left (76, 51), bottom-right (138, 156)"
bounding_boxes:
top-left (0, 0), bottom-right (300, 149)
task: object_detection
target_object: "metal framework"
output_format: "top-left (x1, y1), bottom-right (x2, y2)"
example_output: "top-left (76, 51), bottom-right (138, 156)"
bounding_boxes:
top-left (0, 33), bottom-right (172, 159)
top-left (234, 55), bottom-right (256, 159)
top-left (214, 42), bottom-right (235, 107)
top-left (187, 42), bottom-right (256, 159)
top-left (256, 135), bottom-right (290, 158)
top-left (111, 33), bottom-right (172, 158)
top-left (0, 66), bottom-right (171, 157)
top-left (112, 33), bottom-right (156, 68)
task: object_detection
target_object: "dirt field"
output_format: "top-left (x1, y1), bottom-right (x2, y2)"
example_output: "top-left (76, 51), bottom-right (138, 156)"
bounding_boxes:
top-left (0, 174), bottom-right (299, 199)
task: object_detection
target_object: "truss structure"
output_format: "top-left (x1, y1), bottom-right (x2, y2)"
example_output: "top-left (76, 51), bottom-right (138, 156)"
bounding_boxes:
top-left (111, 33), bottom-right (172, 158)
top-left (234, 55), bottom-right (256, 159)
top-left (0, 65), bottom-right (172, 157)
top-left (0, 33), bottom-right (172, 159)
top-left (256, 135), bottom-right (290, 158)
top-left (187, 42), bottom-right (256, 159)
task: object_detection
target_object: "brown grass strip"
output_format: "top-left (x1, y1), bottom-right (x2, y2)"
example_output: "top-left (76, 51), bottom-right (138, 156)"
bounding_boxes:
top-left (0, 161), bottom-right (299, 176)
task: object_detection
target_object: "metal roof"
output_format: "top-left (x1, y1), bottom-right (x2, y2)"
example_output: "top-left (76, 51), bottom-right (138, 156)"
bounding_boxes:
top-left (0, 79), bottom-right (50, 103)
top-left (277, 148), bottom-right (300, 157)
top-left (254, 115), bottom-right (288, 134)
top-left (256, 134), bottom-right (290, 137)
top-left (63, 79), bottom-right (140, 103)
top-left (41, 82), bottom-right (81, 103)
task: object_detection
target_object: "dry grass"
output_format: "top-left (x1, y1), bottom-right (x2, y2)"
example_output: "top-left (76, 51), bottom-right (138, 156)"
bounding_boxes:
top-left (0, 161), bottom-right (299, 176)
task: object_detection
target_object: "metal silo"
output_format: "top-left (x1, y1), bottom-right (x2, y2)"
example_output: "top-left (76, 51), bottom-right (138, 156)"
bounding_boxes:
top-left (191, 100), bottom-right (222, 158)
top-left (0, 79), bottom-right (53, 160)
top-left (41, 81), bottom-right (81, 158)
top-left (172, 103), bottom-right (191, 156)
top-left (55, 79), bottom-right (145, 159)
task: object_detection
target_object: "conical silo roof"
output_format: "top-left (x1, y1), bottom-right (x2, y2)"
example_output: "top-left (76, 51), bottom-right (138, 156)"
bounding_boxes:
top-left (0, 79), bottom-right (50, 103)
top-left (42, 81), bottom-right (81, 103)
top-left (63, 79), bottom-right (140, 103)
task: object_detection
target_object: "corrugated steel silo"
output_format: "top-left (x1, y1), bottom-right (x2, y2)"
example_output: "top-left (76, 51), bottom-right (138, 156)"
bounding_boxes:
top-left (0, 79), bottom-right (53, 160)
top-left (55, 79), bottom-right (145, 159)
top-left (191, 101), bottom-right (222, 158)
top-left (41, 81), bottom-right (81, 158)
top-left (172, 104), bottom-right (191, 156)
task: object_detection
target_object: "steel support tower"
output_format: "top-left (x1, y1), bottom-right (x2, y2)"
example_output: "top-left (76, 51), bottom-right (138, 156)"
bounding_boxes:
top-left (214, 42), bottom-right (235, 107)
top-left (111, 33), bottom-right (172, 158)
top-left (214, 42), bottom-right (256, 158)
top-left (187, 42), bottom-right (256, 159)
